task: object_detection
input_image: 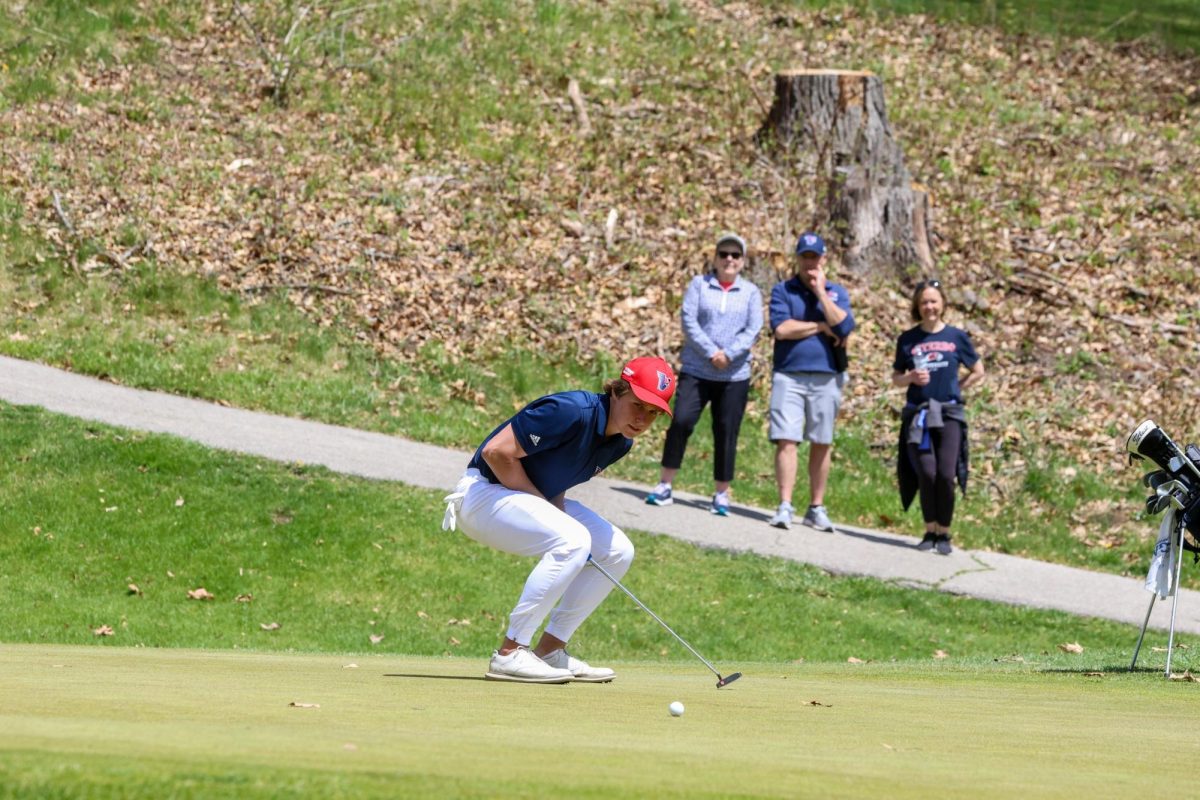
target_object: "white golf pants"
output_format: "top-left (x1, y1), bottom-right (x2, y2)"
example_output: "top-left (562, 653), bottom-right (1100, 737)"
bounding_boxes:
top-left (446, 469), bottom-right (633, 646)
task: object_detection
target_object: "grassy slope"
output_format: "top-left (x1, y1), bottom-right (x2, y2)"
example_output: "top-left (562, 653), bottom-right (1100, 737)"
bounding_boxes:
top-left (2, 0), bottom-right (1195, 582)
top-left (1, 401), bottom-right (1160, 664)
top-left (849, 0), bottom-right (1200, 52)
top-left (0, 260), bottom-right (1166, 585)
top-left (2, 645), bottom-right (1197, 800)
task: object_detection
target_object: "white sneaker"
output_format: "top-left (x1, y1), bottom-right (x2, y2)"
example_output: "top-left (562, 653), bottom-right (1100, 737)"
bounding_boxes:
top-left (485, 648), bottom-right (574, 684)
top-left (768, 502), bottom-right (794, 530)
top-left (645, 483), bottom-right (673, 506)
top-left (539, 648), bottom-right (616, 683)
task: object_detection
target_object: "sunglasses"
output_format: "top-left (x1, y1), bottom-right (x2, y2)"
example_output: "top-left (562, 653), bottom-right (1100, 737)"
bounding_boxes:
top-left (716, 251), bottom-right (743, 260)
top-left (916, 279), bottom-right (942, 290)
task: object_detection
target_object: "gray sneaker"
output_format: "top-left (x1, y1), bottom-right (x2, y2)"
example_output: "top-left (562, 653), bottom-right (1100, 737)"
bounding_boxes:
top-left (540, 648), bottom-right (616, 683)
top-left (803, 505), bottom-right (835, 532)
top-left (768, 502), bottom-right (794, 530)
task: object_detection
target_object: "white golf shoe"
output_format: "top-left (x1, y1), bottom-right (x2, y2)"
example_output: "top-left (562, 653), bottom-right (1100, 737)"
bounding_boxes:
top-left (485, 647), bottom-right (573, 684)
top-left (539, 648), bottom-right (616, 683)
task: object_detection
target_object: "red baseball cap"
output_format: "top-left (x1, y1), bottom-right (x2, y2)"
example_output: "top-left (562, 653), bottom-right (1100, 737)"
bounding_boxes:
top-left (620, 357), bottom-right (676, 416)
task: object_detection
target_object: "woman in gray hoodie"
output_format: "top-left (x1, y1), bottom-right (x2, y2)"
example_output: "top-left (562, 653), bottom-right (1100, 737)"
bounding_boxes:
top-left (645, 233), bottom-right (763, 516)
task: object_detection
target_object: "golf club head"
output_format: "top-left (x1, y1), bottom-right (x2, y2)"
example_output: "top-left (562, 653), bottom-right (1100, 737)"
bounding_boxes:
top-left (1144, 470), bottom-right (1171, 489)
top-left (715, 672), bottom-right (742, 689)
top-left (1158, 480), bottom-right (1189, 497)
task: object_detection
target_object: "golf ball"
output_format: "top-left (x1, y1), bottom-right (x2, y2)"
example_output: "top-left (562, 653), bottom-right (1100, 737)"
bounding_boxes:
top-left (668, 701), bottom-right (684, 717)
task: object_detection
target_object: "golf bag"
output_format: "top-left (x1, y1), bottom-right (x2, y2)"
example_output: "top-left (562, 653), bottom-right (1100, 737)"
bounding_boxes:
top-left (1126, 420), bottom-right (1200, 675)
top-left (1127, 420), bottom-right (1200, 559)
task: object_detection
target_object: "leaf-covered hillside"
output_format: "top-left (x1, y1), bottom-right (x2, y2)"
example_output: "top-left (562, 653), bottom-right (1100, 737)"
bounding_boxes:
top-left (3, 0), bottom-right (1199, 479)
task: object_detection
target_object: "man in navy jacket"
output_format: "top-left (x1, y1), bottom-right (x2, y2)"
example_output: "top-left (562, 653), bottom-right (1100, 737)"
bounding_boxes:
top-left (766, 233), bottom-right (856, 532)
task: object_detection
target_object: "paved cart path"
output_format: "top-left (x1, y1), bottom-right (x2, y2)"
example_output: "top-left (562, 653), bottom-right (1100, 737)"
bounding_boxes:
top-left (3, 354), bottom-right (1197, 637)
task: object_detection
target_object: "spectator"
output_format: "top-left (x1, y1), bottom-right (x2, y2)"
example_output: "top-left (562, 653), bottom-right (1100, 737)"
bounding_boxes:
top-left (892, 279), bottom-right (985, 555)
top-left (645, 233), bottom-right (763, 516)
top-left (767, 232), bottom-right (856, 532)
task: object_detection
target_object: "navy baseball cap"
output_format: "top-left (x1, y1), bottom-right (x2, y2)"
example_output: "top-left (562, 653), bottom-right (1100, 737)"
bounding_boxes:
top-left (621, 357), bottom-right (676, 416)
top-left (795, 232), bottom-right (826, 256)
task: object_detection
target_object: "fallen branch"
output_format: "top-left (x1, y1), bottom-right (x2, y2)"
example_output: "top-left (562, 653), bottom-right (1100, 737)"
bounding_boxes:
top-left (1104, 313), bottom-right (1192, 335)
top-left (245, 282), bottom-right (360, 297)
top-left (1, 35), bottom-right (30, 55)
top-left (96, 237), bottom-right (154, 269)
top-left (51, 191), bottom-right (76, 237)
top-left (566, 78), bottom-right (592, 137)
top-left (1008, 270), bottom-right (1195, 338)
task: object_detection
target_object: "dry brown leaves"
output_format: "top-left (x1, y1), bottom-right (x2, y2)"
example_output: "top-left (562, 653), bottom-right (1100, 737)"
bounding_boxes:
top-left (4, 1), bottom-right (1199, 488)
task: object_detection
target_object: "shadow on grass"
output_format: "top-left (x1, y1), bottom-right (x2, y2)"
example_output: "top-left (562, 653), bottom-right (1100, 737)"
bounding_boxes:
top-left (1035, 665), bottom-right (1184, 675)
top-left (384, 673), bottom-right (490, 682)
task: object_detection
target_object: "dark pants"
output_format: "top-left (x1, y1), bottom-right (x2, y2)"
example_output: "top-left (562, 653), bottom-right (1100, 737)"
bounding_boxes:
top-left (906, 418), bottom-right (963, 528)
top-left (660, 373), bottom-right (750, 483)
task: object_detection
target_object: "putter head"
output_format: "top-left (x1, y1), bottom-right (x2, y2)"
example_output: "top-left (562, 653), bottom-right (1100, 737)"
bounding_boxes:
top-left (716, 672), bottom-right (742, 689)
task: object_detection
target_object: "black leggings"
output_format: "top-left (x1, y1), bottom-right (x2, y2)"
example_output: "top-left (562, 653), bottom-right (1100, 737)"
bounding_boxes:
top-left (906, 418), bottom-right (963, 528)
top-left (660, 373), bottom-right (750, 483)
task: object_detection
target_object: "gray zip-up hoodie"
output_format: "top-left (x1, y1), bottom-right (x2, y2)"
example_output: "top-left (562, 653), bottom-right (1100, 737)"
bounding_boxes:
top-left (679, 273), bottom-right (764, 382)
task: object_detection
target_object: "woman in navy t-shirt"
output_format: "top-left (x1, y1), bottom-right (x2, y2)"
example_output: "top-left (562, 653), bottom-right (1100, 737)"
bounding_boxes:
top-left (892, 280), bottom-right (985, 554)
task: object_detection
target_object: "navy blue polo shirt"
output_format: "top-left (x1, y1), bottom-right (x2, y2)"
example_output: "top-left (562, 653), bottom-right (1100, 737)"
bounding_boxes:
top-left (893, 324), bottom-right (979, 406)
top-left (769, 277), bottom-right (856, 373)
top-left (468, 391), bottom-right (632, 500)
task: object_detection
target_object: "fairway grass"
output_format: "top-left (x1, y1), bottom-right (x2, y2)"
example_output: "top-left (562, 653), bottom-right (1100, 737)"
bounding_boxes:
top-left (1, 645), bottom-right (1197, 799)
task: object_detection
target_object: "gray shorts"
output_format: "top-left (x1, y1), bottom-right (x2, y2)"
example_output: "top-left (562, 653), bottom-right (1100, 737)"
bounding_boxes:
top-left (768, 371), bottom-right (843, 444)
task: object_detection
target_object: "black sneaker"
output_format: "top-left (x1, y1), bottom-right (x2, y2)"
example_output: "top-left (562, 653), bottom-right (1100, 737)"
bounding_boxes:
top-left (934, 534), bottom-right (953, 555)
top-left (916, 532), bottom-right (936, 551)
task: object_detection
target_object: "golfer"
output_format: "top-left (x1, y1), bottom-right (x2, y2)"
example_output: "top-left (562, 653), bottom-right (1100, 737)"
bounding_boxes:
top-left (442, 357), bottom-right (676, 684)
top-left (892, 279), bottom-right (984, 555)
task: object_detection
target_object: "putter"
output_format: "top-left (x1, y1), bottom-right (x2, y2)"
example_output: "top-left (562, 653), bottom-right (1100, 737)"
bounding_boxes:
top-left (587, 555), bottom-right (742, 689)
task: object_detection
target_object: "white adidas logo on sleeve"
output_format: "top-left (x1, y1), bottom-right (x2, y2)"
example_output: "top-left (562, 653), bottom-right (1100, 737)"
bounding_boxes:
top-left (529, 434), bottom-right (541, 447)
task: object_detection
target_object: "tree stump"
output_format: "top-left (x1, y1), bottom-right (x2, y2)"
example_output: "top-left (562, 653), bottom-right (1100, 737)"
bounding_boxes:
top-left (757, 69), bottom-right (933, 277)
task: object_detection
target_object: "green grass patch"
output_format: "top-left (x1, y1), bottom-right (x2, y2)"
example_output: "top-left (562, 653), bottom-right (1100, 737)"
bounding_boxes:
top-left (1, 645), bottom-right (1195, 799)
top-left (0, 0), bottom-right (1190, 608)
top-left (0, 402), bottom-right (1169, 663)
top-left (0, 249), bottom-right (1166, 585)
top-left (841, 0), bottom-right (1200, 53)
top-left (0, 0), bottom-right (167, 107)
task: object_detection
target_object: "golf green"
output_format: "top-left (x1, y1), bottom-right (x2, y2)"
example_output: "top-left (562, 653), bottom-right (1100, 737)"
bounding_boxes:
top-left (0, 645), bottom-right (1195, 798)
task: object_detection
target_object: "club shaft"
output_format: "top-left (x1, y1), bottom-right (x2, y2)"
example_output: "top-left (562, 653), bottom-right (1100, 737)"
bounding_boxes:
top-left (1130, 594), bottom-right (1155, 670)
top-left (587, 557), bottom-right (722, 679)
top-left (1165, 519), bottom-right (1187, 677)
